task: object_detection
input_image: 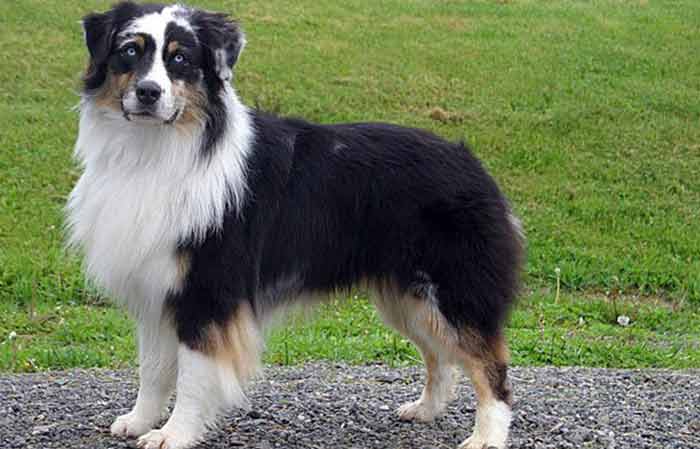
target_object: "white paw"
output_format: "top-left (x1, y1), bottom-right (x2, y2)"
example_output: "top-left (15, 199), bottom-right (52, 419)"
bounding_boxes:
top-left (137, 429), bottom-right (195, 449)
top-left (459, 400), bottom-right (511, 449)
top-left (110, 411), bottom-right (154, 438)
top-left (396, 399), bottom-right (441, 423)
top-left (458, 434), bottom-right (502, 449)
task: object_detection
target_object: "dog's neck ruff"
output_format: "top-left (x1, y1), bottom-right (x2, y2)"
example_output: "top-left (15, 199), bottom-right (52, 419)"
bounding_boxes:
top-left (67, 86), bottom-right (253, 317)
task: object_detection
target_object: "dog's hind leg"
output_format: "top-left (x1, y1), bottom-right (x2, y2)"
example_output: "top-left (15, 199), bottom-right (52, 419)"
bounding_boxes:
top-left (137, 303), bottom-right (262, 449)
top-left (456, 332), bottom-right (512, 449)
top-left (373, 290), bottom-right (457, 422)
top-left (111, 316), bottom-right (178, 438)
top-left (374, 284), bottom-right (513, 449)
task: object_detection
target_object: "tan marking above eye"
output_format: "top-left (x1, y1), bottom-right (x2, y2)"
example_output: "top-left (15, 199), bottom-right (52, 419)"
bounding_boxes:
top-left (167, 41), bottom-right (179, 54)
top-left (133, 35), bottom-right (145, 49)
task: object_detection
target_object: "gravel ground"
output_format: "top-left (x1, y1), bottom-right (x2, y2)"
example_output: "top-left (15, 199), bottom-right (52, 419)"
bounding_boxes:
top-left (1, 363), bottom-right (698, 449)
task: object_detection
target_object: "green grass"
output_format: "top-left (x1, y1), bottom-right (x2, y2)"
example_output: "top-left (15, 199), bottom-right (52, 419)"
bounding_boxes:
top-left (1, 0), bottom-right (699, 371)
top-left (3, 290), bottom-right (699, 371)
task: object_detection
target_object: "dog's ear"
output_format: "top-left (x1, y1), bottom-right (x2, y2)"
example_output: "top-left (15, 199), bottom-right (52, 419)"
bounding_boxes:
top-left (81, 9), bottom-right (119, 91)
top-left (191, 11), bottom-right (246, 82)
top-left (82, 10), bottom-right (116, 64)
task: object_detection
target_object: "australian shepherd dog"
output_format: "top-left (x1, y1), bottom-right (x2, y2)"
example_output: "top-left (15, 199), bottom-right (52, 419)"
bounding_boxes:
top-left (66, 2), bottom-right (524, 448)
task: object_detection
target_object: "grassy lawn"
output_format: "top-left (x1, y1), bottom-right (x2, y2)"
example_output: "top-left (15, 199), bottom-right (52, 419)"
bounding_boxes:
top-left (1, 0), bottom-right (699, 371)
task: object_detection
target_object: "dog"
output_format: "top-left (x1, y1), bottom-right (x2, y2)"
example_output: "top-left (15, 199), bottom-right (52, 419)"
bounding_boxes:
top-left (66, 2), bottom-right (524, 448)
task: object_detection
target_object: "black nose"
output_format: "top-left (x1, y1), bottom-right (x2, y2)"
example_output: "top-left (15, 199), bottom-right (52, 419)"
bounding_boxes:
top-left (135, 81), bottom-right (162, 106)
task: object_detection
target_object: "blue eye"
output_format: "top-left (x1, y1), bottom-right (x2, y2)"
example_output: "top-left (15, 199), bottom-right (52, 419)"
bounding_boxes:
top-left (121, 46), bottom-right (138, 59)
top-left (173, 54), bottom-right (185, 64)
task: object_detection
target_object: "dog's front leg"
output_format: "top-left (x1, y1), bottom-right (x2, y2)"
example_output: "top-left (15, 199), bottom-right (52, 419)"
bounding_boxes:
top-left (137, 303), bottom-right (262, 449)
top-left (111, 317), bottom-right (178, 438)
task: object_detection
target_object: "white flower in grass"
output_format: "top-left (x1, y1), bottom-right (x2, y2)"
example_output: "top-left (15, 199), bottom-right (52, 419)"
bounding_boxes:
top-left (3, 331), bottom-right (18, 346)
top-left (617, 315), bottom-right (631, 327)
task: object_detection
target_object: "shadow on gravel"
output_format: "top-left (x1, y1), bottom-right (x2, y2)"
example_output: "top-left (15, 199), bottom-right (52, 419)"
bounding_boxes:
top-left (1, 364), bottom-right (699, 449)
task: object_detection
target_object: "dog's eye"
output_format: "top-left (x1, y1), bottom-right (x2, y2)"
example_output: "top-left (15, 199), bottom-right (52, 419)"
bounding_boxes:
top-left (173, 54), bottom-right (185, 64)
top-left (120, 46), bottom-right (139, 60)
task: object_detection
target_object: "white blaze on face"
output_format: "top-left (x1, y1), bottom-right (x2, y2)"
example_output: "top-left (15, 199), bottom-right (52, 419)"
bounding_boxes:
top-left (120, 6), bottom-right (193, 121)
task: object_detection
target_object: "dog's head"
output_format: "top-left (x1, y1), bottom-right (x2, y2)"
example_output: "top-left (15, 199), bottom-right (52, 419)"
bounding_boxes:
top-left (81, 1), bottom-right (244, 126)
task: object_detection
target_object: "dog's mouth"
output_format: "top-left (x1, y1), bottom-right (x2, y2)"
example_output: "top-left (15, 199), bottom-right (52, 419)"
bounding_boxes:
top-left (122, 103), bottom-right (181, 125)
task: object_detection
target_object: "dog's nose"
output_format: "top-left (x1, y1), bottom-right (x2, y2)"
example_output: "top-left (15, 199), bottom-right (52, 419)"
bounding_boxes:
top-left (136, 81), bottom-right (162, 106)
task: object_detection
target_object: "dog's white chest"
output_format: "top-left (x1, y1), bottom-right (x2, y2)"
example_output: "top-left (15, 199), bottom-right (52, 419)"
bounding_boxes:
top-left (68, 164), bottom-right (184, 313)
top-left (66, 98), bottom-right (252, 315)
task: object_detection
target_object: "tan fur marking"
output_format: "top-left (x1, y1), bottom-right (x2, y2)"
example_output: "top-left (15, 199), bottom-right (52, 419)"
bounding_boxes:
top-left (372, 282), bottom-right (459, 351)
top-left (133, 35), bottom-right (145, 49)
top-left (167, 40), bottom-right (179, 54)
top-left (489, 333), bottom-right (510, 365)
top-left (457, 353), bottom-right (494, 402)
top-left (172, 81), bottom-right (207, 132)
top-left (94, 72), bottom-right (135, 111)
top-left (175, 252), bottom-right (191, 291)
top-left (203, 303), bottom-right (263, 384)
top-left (456, 332), bottom-right (513, 406)
top-left (422, 350), bottom-right (450, 399)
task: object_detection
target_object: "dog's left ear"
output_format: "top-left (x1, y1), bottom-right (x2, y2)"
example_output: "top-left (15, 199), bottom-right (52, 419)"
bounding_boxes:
top-left (192, 11), bottom-right (246, 82)
top-left (82, 10), bottom-right (116, 65)
top-left (81, 9), bottom-right (120, 91)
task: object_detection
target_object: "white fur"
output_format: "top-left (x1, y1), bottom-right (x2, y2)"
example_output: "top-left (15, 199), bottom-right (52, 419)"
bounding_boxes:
top-left (66, 83), bottom-right (253, 320)
top-left (397, 362), bottom-right (455, 422)
top-left (111, 318), bottom-right (179, 438)
top-left (214, 48), bottom-right (234, 82)
top-left (213, 38), bottom-right (247, 83)
top-left (137, 344), bottom-right (249, 449)
top-left (460, 400), bottom-right (512, 449)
